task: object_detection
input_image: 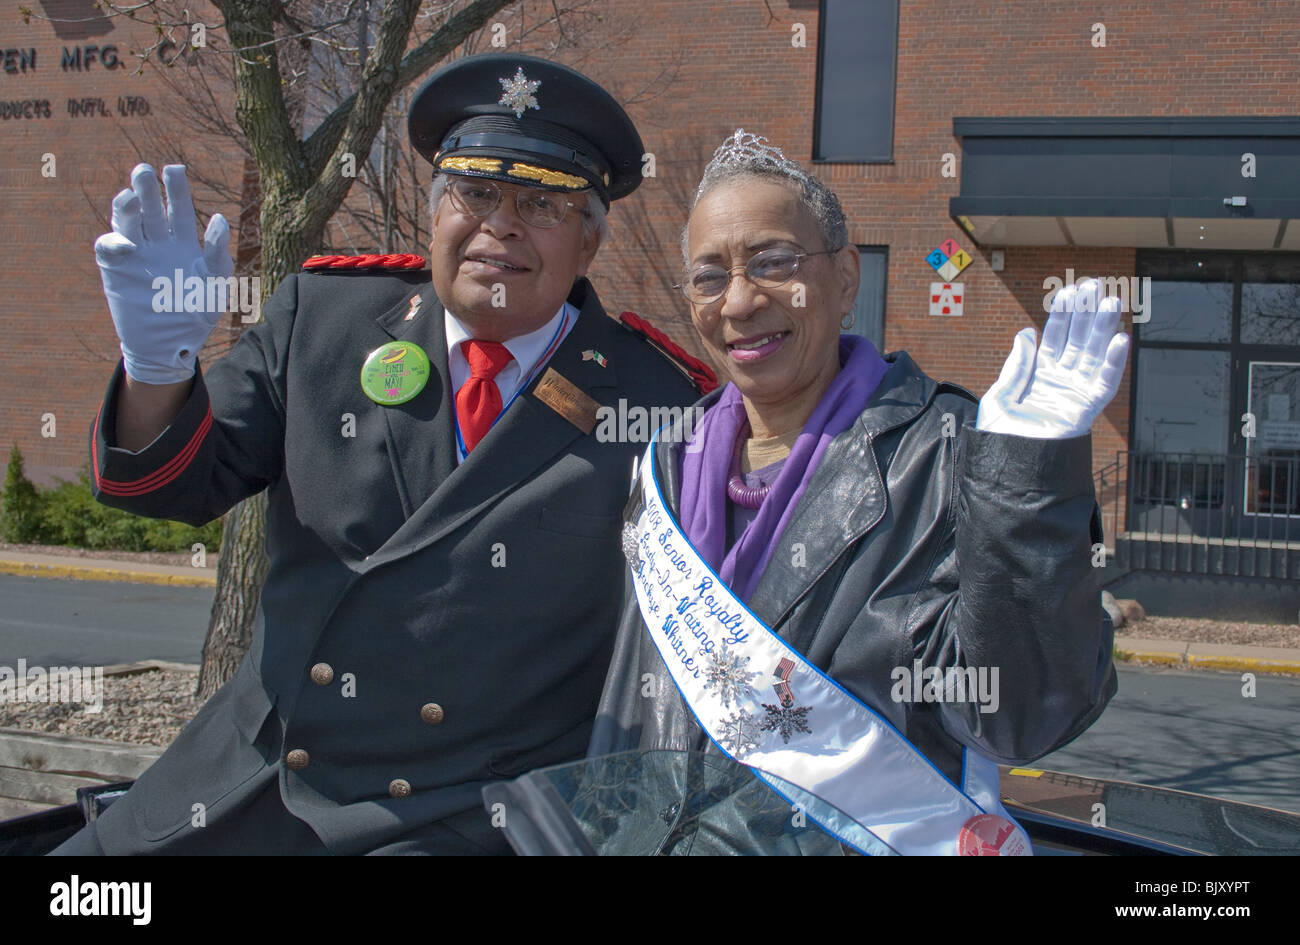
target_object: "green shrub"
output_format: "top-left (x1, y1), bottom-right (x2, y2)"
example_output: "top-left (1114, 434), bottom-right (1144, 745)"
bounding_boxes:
top-left (1, 445), bottom-right (43, 543)
top-left (6, 460), bottom-right (222, 553)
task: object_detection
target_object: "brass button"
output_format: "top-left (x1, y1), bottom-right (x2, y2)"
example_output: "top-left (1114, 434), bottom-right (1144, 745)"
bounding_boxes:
top-left (285, 749), bottom-right (310, 770)
top-left (420, 703), bottom-right (445, 725)
top-left (310, 662), bottom-right (334, 685)
top-left (389, 778), bottom-right (412, 798)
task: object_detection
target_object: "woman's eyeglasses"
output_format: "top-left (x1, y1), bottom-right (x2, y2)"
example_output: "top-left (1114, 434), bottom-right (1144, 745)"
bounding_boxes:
top-left (676, 247), bottom-right (837, 304)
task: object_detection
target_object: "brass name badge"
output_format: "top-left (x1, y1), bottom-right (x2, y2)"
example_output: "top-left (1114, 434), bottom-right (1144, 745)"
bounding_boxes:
top-left (533, 368), bottom-right (599, 435)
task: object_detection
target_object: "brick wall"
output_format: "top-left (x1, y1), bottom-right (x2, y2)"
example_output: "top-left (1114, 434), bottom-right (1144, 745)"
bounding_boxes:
top-left (553, 0), bottom-right (1300, 477)
top-left (1, 11), bottom-right (244, 486)
top-left (4, 0), bottom-right (1297, 484)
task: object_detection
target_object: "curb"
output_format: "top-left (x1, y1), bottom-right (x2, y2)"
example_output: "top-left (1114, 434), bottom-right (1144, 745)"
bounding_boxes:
top-left (101, 660), bottom-right (201, 676)
top-left (1115, 639), bottom-right (1300, 677)
top-left (0, 559), bottom-right (215, 588)
top-left (0, 663), bottom-right (195, 809)
top-left (0, 729), bottom-right (164, 807)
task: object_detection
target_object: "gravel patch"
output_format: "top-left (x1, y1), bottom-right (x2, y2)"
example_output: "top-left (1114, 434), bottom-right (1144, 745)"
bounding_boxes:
top-left (0, 668), bottom-right (203, 748)
top-left (1118, 615), bottom-right (1300, 648)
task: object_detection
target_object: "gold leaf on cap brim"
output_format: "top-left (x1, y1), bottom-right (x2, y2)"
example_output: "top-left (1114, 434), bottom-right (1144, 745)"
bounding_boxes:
top-left (440, 156), bottom-right (504, 173)
top-left (506, 162), bottom-right (587, 189)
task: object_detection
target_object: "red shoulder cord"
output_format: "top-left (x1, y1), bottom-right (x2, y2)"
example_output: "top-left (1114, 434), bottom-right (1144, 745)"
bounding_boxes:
top-left (620, 311), bottom-right (718, 395)
top-left (302, 253), bottom-right (427, 270)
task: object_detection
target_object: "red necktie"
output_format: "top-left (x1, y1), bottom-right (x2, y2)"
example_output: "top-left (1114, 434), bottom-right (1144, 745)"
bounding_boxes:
top-left (456, 340), bottom-right (514, 454)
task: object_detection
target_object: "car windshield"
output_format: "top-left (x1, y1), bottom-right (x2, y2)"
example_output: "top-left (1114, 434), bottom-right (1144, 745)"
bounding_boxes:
top-left (484, 749), bottom-right (879, 855)
top-left (483, 749), bottom-right (1300, 856)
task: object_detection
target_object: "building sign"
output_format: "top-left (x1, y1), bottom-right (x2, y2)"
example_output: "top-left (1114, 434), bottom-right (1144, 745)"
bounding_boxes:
top-left (2, 44), bottom-right (126, 73)
top-left (929, 282), bottom-right (963, 317)
top-left (0, 40), bottom-right (193, 121)
top-left (925, 238), bottom-right (972, 282)
top-left (0, 42), bottom-right (172, 122)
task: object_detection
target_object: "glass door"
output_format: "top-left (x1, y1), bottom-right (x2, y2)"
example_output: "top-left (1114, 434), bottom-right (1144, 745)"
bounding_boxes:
top-left (1244, 361), bottom-right (1300, 519)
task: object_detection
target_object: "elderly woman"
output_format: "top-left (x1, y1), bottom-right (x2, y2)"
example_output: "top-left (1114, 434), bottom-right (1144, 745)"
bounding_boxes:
top-left (587, 131), bottom-right (1129, 855)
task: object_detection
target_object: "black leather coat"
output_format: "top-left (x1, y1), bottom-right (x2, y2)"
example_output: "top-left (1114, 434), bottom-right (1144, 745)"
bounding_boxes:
top-left (590, 350), bottom-right (1117, 788)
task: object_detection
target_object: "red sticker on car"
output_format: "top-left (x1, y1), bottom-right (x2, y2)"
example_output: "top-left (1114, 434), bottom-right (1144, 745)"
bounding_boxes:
top-left (958, 814), bottom-right (1030, 856)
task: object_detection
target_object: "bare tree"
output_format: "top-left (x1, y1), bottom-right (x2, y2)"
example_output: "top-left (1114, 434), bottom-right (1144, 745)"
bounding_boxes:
top-left (29, 0), bottom-right (523, 697)
top-left (30, 0), bottom-right (682, 699)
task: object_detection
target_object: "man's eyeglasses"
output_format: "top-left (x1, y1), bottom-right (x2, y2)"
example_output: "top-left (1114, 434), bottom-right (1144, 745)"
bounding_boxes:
top-left (676, 247), bottom-right (837, 304)
top-left (445, 176), bottom-right (588, 229)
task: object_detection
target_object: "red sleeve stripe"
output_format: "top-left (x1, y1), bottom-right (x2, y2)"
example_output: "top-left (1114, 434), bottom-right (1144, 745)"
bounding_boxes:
top-left (93, 404), bottom-right (213, 496)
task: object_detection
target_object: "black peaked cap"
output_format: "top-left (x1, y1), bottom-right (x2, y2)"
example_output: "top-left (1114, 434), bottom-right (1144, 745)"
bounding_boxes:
top-left (408, 53), bottom-right (645, 206)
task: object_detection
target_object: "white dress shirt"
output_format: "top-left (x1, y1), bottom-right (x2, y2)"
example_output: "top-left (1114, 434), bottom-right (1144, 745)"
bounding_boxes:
top-left (445, 301), bottom-right (579, 463)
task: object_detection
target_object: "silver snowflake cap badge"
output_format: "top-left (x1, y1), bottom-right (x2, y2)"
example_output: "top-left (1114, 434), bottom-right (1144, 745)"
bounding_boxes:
top-left (498, 66), bottom-right (541, 118)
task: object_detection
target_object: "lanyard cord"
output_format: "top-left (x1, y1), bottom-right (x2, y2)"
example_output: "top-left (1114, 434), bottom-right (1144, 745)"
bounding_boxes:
top-left (453, 308), bottom-right (571, 461)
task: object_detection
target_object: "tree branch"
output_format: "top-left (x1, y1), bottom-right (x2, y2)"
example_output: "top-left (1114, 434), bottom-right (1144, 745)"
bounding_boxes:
top-left (295, 0), bottom-right (424, 237)
top-left (301, 0), bottom-right (517, 175)
top-left (212, 0), bottom-right (305, 198)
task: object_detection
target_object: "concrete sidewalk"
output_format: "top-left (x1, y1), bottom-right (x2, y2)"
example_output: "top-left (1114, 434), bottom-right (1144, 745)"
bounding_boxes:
top-left (1114, 637), bottom-right (1300, 676)
top-left (2, 547), bottom-right (1299, 677)
top-left (0, 549), bottom-right (215, 588)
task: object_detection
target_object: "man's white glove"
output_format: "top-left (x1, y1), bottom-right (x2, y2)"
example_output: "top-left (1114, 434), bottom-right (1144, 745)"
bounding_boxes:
top-left (95, 163), bottom-right (233, 384)
top-left (977, 278), bottom-right (1131, 439)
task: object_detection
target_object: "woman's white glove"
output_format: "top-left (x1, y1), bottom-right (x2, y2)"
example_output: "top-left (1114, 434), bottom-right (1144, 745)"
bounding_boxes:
top-left (95, 163), bottom-right (233, 384)
top-left (977, 278), bottom-right (1131, 439)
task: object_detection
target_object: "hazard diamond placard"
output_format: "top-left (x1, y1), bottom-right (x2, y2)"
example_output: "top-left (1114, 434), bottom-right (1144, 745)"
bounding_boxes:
top-left (926, 240), bottom-right (973, 283)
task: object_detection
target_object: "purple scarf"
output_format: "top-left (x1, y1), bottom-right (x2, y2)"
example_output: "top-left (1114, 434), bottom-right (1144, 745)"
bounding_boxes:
top-left (678, 334), bottom-right (889, 603)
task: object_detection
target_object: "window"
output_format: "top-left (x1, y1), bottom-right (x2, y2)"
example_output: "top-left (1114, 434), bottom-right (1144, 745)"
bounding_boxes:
top-left (843, 246), bottom-right (887, 350)
top-left (1242, 256), bottom-right (1300, 346)
top-left (1133, 349), bottom-right (1231, 455)
top-left (1133, 251), bottom-right (1300, 528)
top-left (814, 0), bottom-right (899, 162)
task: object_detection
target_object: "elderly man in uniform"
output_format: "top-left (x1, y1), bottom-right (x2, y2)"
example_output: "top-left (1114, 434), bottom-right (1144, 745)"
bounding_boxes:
top-left (50, 54), bottom-right (707, 855)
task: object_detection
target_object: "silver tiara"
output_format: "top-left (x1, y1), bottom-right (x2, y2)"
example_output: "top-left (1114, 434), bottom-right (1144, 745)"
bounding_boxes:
top-left (703, 128), bottom-right (800, 175)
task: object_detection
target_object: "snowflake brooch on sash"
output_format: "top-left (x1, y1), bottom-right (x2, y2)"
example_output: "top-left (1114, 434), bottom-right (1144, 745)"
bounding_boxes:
top-left (702, 644), bottom-right (758, 708)
top-left (719, 709), bottom-right (763, 760)
top-left (498, 67), bottom-right (541, 118)
top-left (620, 522), bottom-right (642, 575)
top-left (759, 656), bottom-right (813, 743)
top-left (760, 703), bottom-right (813, 744)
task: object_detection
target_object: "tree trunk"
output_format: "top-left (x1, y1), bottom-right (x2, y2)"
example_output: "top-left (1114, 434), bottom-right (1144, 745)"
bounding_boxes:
top-left (196, 489), bottom-right (270, 699)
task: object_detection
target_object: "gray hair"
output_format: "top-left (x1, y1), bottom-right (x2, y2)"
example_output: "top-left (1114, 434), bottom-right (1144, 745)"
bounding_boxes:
top-left (429, 173), bottom-right (608, 243)
top-left (681, 129), bottom-right (848, 265)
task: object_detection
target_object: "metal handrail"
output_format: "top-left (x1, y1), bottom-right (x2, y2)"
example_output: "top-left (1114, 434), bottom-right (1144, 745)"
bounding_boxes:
top-left (1099, 450), bottom-right (1299, 579)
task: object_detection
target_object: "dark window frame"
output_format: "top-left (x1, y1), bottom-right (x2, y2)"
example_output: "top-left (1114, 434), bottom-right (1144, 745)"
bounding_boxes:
top-left (812, 0), bottom-right (899, 164)
top-left (846, 244), bottom-right (889, 350)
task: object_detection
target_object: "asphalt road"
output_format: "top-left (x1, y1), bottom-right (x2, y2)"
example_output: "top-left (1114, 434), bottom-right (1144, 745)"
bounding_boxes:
top-left (0, 573), bottom-right (1296, 815)
top-left (1036, 665), bottom-right (1300, 815)
top-left (0, 573), bottom-right (213, 666)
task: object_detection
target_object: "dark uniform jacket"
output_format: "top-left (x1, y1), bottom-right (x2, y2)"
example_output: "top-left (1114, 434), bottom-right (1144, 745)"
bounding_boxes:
top-left (591, 351), bottom-right (1117, 792)
top-left (87, 269), bottom-right (698, 854)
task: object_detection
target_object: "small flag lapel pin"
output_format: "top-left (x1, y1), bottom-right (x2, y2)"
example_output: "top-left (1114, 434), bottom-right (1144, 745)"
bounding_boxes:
top-left (404, 295), bottom-right (422, 321)
top-left (581, 349), bottom-right (607, 367)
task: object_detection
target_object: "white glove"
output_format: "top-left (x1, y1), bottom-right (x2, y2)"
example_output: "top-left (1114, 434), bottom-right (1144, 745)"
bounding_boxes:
top-left (95, 163), bottom-right (233, 384)
top-left (977, 278), bottom-right (1130, 439)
